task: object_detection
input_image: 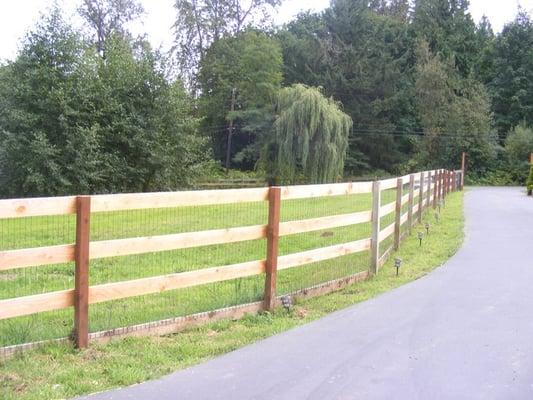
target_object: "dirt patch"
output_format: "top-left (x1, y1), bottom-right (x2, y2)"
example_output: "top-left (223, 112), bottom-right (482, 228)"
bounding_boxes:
top-left (0, 273), bottom-right (18, 281)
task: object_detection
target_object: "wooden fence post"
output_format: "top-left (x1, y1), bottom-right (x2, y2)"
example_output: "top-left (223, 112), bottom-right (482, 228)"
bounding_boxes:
top-left (452, 171), bottom-right (457, 192)
top-left (74, 196), bottom-right (91, 349)
top-left (264, 186), bottom-right (281, 311)
top-left (394, 178), bottom-right (402, 250)
top-left (437, 169), bottom-right (444, 201)
top-left (408, 174), bottom-right (415, 233)
top-left (370, 180), bottom-right (381, 275)
top-left (461, 152), bottom-right (466, 190)
top-left (426, 170), bottom-right (432, 209)
top-left (433, 170), bottom-right (438, 209)
top-left (418, 172), bottom-right (424, 223)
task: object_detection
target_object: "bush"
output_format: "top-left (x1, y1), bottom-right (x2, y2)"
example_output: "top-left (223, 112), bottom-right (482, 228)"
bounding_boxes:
top-left (526, 164), bottom-right (533, 196)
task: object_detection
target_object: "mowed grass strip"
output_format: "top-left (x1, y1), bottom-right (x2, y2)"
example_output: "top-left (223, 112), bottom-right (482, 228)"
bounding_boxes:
top-left (0, 191), bottom-right (463, 400)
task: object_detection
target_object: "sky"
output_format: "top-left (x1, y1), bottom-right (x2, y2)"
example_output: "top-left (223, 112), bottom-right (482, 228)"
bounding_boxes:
top-left (0, 0), bottom-right (532, 62)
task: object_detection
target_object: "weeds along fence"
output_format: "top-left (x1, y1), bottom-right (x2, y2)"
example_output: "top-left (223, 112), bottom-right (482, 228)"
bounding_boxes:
top-left (0, 168), bottom-right (463, 357)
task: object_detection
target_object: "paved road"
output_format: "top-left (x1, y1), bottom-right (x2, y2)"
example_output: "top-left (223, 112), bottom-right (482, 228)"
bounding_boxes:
top-left (82, 187), bottom-right (533, 400)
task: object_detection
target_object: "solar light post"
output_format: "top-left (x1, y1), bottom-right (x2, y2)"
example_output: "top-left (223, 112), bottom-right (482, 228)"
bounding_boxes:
top-left (425, 222), bottom-right (430, 235)
top-left (418, 231), bottom-right (423, 246)
top-left (281, 295), bottom-right (292, 312)
top-left (394, 257), bottom-right (402, 276)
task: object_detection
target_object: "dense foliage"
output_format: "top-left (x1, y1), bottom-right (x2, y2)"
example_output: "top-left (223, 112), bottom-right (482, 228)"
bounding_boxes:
top-left (0, 7), bottom-right (209, 197)
top-left (1, 0), bottom-right (533, 197)
top-left (261, 84), bottom-right (352, 184)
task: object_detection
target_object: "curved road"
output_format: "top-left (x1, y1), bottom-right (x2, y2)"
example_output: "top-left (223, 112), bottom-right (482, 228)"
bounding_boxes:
top-left (82, 187), bottom-right (533, 400)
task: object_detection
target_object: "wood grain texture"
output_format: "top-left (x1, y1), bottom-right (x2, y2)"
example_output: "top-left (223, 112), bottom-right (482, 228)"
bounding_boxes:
top-left (0, 196), bottom-right (76, 219)
top-left (278, 238), bottom-right (371, 271)
top-left (279, 211), bottom-right (372, 236)
top-left (0, 290), bottom-right (74, 319)
top-left (280, 181), bottom-right (373, 200)
top-left (89, 260), bottom-right (265, 304)
top-left (89, 224), bottom-right (267, 259)
top-left (0, 244), bottom-right (75, 271)
top-left (74, 196), bottom-right (91, 348)
top-left (91, 187), bottom-right (269, 212)
top-left (264, 187), bottom-right (281, 311)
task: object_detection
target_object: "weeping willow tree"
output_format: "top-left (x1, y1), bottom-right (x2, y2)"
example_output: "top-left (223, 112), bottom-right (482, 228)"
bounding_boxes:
top-left (261, 84), bottom-right (352, 184)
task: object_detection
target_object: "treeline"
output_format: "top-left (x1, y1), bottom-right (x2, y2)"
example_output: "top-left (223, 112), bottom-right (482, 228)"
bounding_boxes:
top-left (1, 0), bottom-right (533, 197)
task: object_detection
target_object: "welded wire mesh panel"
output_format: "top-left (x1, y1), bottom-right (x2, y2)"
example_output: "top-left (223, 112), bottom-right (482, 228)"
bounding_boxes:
top-left (400, 179), bottom-right (412, 238)
top-left (88, 200), bottom-right (268, 334)
top-left (0, 214), bottom-right (75, 350)
top-left (379, 186), bottom-right (396, 258)
top-left (277, 191), bottom-right (372, 295)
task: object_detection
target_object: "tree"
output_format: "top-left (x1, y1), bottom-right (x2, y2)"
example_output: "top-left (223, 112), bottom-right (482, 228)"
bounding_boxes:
top-left (414, 40), bottom-right (495, 173)
top-left (412, 0), bottom-right (479, 78)
top-left (78, 0), bottom-right (144, 56)
top-left (198, 30), bottom-right (282, 169)
top-left (278, 0), bottom-right (417, 174)
top-left (0, 8), bottom-right (210, 197)
top-left (483, 11), bottom-right (533, 139)
top-left (173, 0), bottom-right (281, 89)
top-left (504, 123), bottom-right (533, 183)
top-left (260, 84), bottom-right (352, 184)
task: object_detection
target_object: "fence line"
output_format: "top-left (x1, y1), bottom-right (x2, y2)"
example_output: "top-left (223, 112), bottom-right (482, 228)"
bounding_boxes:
top-left (0, 165), bottom-right (464, 355)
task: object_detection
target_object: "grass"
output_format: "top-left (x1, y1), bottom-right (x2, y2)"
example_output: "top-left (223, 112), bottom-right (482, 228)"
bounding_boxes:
top-left (0, 190), bottom-right (464, 400)
top-left (0, 188), bottom-right (402, 346)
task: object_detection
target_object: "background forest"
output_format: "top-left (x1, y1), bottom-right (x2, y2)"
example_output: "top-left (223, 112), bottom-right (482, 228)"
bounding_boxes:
top-left (1, 0), bottom-right (533, 197)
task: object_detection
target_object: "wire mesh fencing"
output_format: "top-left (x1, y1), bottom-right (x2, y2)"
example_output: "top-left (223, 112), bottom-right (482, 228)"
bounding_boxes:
top-left (0, 213), bottom-right (75, 349)
top-left (0, 169), bottom-right (459, 355)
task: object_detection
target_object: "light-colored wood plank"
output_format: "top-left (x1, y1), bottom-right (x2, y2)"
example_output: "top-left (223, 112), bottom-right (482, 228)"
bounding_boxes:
top-left (278, 238), bottom-right (371, 271)
top-left (280, 181), bottom-right (373, 200)
top-left (380, 201), bottom-right (396, 216)
top-left (380, 178), bottom-right (398, 190)
top-left (0, 290), bottom-right (74, 320)
top-left (379, 222), bottom-right (395, 242)
top-left (89, 260), bottom-right (265, 304)
top-left (90, 224), bottom-right (267, 259)
top-left (279, 211), bottom-right (372, 236)
top-left (400, 212), bottom-right (408, 225)
top-left (91, 187), bottom-right (269, 212)
top-left (0, 196), bottom-right (76, 219)
top-left (413, 203), bottom-right (420, 214)
top-left (0, 244), bottom-right (75, 271)
top-left (401, 193), bottom-right (410, 206)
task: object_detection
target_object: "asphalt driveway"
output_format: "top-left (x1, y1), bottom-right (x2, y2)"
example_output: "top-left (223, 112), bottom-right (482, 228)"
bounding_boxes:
top-left (80, 187), bottom-right (533, 400)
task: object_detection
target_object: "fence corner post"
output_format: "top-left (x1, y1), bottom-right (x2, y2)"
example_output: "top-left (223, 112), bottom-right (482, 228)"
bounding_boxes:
top-left (74, 195), bottom-right (91, 349)
top-left (370, 180), bottom-right (381, 275)
top-left (394, 177), bottom-right (402, 250)
top-left (418, 172), bottom-right (424, 223)
top-left (407, 174), bottom-right (415, 233)
top-left (264, 186), bottom-right (281, 311)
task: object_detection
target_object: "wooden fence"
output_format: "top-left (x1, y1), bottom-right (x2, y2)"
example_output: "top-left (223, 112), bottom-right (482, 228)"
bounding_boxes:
top-left (0, 167), bottom-right (464, 354)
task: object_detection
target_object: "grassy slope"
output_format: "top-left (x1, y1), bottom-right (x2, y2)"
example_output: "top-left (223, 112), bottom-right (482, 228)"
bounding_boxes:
top-left (0, 191), bottom-right (464, 400)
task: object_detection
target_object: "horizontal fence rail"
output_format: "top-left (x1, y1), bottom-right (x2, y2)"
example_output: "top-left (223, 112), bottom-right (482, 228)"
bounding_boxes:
top-left (0, 166), bottom-right (464, 355)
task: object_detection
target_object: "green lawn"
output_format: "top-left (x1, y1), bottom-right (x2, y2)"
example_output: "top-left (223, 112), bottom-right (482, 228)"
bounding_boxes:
top-left (0, 190), bottom-right (463, 400)
top-left (1, 189), bottom-right (410, 345)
